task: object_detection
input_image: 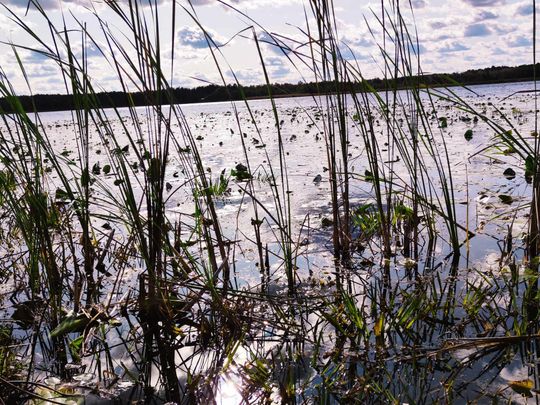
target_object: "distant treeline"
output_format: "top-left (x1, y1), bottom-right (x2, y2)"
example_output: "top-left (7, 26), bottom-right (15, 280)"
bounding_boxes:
top-left (2, 63), bottom-right (540, 113)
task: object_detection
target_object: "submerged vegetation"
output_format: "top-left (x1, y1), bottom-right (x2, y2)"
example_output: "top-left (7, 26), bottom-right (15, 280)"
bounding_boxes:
top-left (1, 0), bottom-right (540, 403)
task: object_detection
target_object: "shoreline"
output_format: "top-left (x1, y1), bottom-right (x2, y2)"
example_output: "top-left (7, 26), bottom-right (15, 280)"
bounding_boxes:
top-left (2, 73), bottom-right (540, 114)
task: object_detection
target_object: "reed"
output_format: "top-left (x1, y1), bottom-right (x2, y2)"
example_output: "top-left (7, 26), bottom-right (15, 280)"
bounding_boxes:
top-left (0, 0), bottom-right (539, 403)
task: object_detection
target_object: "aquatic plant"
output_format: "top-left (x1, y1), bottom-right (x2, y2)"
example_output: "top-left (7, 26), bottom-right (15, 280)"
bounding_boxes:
top-left (0, 0), bottom-right (538, 403)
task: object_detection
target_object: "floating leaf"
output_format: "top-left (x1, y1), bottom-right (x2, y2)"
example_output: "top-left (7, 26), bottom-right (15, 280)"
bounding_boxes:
top-left (178, 240), bottom-right (197, 248)
top-left (91, 162), bottom-right (101, 175)
top-left (251, 218), bottom-right (264, 226)
top-left (498, 194), bottom-right (513, 204)
top-left (364, 170), bottom-right (374, 182)
top-left (509, 379), bottom-right (533, 396)
top-left (236, 163), bottom-right (248, 172)
top-left (112, 145), bottom-right (129, 155)
top-left (231, 163), bottom-right (252, 181)
top-left (321, 217), bottom-right (333, 227)
top-left (439, 117), bottom-right (447, 128)
top-left (55, 188), bottom-right (70, 201)
top-left (503, 168), bottom-right (516, 179)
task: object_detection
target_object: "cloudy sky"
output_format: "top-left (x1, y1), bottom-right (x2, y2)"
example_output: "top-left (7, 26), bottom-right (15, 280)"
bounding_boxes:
top-left (0, 0), bottom-right (536, 94)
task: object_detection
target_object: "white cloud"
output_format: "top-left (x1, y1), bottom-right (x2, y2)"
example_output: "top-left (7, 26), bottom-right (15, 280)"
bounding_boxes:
top-left (464, 23), bottom-right (492, 37)
top-left (177, 26), bottom-right (226, 49)
top-left (411, 0), bottom-right (427, 8)
top-left (189, 0), bottom-right (300, 9)
top-left (461, 0), bottom-right (505, 6)
top-left (342, 35), bottom-right (374, 48)
top-left (429, 20), bottom-right (447, 29)
top-left (439, 41), bottom-right (470, 53)
top-left (27, 64), bottom-right (57, 78)
top-left (515, 2), bottom-right (536, 16)
top-left (475, 10), bottom-right (498, 21)
top-left (507, 35), bottom-right (533, 47)
top-left (226, 67), bottom-right (260, 84)
top-left (2, 0), bottom-right (92, 10)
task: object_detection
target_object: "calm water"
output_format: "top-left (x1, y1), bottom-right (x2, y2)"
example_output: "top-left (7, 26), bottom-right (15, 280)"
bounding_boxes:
top-left (34, 80), bottom-right (538, 279)
top-left (3, 80), bottom-right (540, 403)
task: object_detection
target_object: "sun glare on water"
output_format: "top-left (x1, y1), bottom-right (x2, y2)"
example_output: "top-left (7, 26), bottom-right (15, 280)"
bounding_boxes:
top-left (216, 373), bottom-right (243, 405)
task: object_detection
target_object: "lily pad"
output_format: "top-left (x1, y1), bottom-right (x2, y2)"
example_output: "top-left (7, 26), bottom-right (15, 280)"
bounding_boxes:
top-left (231, 163), bottom-right (252, 181)
top-left (321, 217), bottom-right (333, 227)
top-left (503, 168), bottom-right (516, 179)
top-left (439, 117), bottom-right (447, 128)
top-left (92, 162), bottom-right (101, 175)
top-left (498, 194), bottom-right (513, 204)
top-left (364, 170), bottom-right (374, 182)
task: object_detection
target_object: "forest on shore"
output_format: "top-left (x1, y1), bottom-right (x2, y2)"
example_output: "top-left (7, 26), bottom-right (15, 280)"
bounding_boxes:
top-left (2, 62), bottom-right (540, 113)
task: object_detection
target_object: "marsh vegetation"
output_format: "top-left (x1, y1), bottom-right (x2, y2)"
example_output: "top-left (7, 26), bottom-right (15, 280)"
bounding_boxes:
top-left (1, 0), bottom-right (540, 403)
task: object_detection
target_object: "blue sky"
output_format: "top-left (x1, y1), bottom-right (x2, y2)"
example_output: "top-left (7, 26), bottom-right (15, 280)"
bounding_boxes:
top-left (0, 0), bottom-right (536, 94)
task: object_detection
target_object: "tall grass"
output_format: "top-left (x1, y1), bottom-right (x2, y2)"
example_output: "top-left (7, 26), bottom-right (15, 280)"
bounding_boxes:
top-left (0, 0), bottom-right (538, 403)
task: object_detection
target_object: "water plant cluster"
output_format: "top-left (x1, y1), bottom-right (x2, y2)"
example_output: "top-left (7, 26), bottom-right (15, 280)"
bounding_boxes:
top-left (1, 0), bottom-right (540, 403)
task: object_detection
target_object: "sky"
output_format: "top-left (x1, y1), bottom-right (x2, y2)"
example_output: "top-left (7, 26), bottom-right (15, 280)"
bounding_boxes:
top-left (0, 0), bottom-right (536, 94)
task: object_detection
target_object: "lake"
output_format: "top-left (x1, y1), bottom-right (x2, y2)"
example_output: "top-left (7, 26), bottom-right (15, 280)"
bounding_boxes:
top-left (2, 80), bottom-right (540, 403)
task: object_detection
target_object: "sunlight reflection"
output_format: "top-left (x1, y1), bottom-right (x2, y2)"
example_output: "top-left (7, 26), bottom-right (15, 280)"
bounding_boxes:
top-left (216, 373), bottom-right (243, 405)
